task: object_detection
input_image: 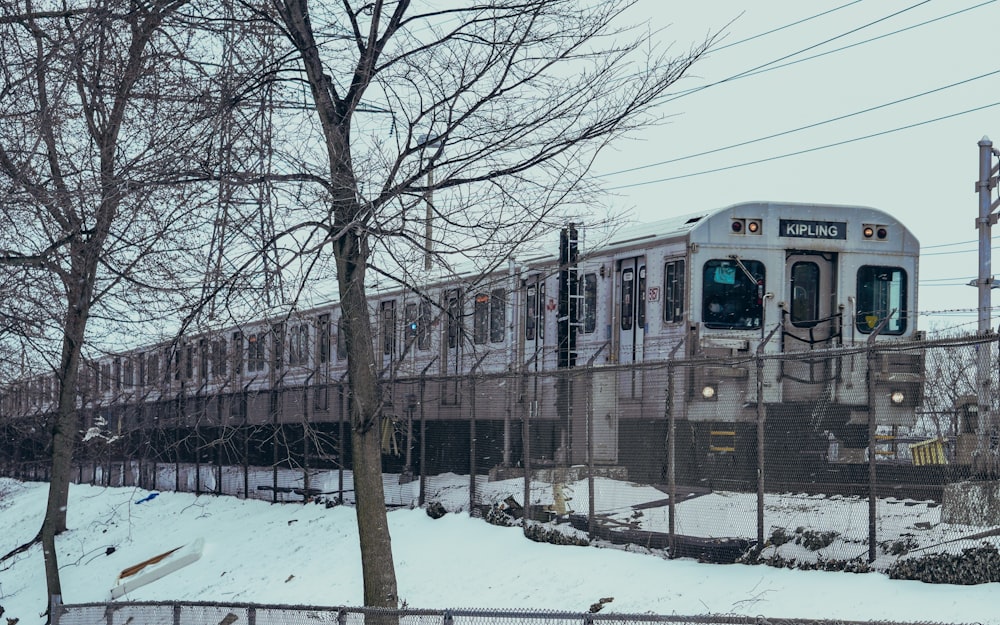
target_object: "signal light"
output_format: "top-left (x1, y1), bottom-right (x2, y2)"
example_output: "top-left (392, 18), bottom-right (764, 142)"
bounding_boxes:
top-left (863, 224), bottom-right (889, 240)
top-left (732, 218), bottom-right (761, 234)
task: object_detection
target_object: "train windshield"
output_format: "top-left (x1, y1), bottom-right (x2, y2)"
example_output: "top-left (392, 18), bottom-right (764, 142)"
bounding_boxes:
top-left (856, 265), bottom-right (906, 335)
top-left (702, 259), bottom-right (764, 329)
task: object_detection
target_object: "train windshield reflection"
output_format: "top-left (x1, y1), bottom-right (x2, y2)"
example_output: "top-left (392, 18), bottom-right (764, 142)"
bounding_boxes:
top-left (702, 259), bottom-right (764, 329)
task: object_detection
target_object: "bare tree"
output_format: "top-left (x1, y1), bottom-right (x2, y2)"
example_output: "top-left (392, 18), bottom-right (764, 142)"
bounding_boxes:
top-left (224, 0), bottom-right (712, 609)
top-left (0, 0), bottom-right (222, 614)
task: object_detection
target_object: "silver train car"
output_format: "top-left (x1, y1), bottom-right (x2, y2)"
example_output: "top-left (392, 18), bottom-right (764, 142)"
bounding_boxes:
top-left (1, 201), bottom-right (924, 487)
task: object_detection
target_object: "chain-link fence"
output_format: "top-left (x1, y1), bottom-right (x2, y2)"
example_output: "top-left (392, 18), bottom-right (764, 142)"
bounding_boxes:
top-left (4, 334), bottom-right (1000, 582)
top-left (50, 601), bottom-right (984, 625)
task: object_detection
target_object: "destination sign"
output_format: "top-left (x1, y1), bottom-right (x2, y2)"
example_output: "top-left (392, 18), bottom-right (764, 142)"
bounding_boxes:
top-left (779, 219), bottom-right (847, 240)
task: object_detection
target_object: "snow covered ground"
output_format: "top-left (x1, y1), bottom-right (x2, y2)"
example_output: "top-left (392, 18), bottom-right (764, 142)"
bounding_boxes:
top-left (0, 476), bottom-right (996, 625)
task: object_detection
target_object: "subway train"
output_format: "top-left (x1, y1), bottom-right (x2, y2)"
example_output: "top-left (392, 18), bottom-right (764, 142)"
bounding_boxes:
top-left (0, 201), bottom-right (926, 488)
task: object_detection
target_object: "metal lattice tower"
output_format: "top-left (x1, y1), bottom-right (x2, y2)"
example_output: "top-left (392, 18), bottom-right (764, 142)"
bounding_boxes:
top-left (203, 1), bottom-right (284, 318)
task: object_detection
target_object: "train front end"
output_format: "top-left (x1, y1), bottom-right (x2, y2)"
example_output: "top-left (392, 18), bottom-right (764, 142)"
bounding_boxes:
top-left (684, 202), bottom-right (923, 481)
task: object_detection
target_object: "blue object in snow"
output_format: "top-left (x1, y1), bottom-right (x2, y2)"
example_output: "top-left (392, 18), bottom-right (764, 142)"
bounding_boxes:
top-left (135, 492), bottom-right (160, 504)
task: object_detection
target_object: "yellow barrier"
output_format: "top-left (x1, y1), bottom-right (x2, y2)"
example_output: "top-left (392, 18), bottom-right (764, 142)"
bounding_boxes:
top-left (909, 437), bottom-right (947, 466)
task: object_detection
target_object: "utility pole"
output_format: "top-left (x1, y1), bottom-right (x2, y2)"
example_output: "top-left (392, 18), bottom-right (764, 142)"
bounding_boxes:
top-left (974, 136), bottom-right (1000, 473)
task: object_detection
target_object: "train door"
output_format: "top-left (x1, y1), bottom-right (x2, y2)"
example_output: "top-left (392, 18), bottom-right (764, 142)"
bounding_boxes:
top-left (522, 275), bottom-right (545, 370)
top-left (617, 257), bottom-right (646, 397)
top-left (379, 300), bottom-right (396, 373)
top-left (784, 252), bottom-right (838, 347)
top-left (782, 252), bottom-right (838, 394)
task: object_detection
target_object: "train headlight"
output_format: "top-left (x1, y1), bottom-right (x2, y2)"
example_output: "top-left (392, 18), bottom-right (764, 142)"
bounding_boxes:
top-left (701, 384), bottom-right (717, 400)
top-left (890, 390), bottom-right (905, 405)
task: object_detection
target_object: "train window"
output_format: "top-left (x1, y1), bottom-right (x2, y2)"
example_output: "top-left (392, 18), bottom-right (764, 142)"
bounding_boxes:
top-left (317, 314), bottom-right (330, 364)
top-left (123, 357), bottom-right (133, 388)
top-left (336, 317), bottom-right (347, 359)
top-left (663, 260), bottom-right (685, 323)
top-left (637, 265), bottom-right (647, 328)
top-left (405, 302), bottom-right (418, 344)
top-left (199, 340), bottom-right (209, 380)
top-left (162, 349), bottom-right (172, 384)
top-left (446, 290), bottom-right (462, 349)
top-left (702, 259), bottom-right (764, 330)
top-left (790, 262), bottom-right (820, 327)
top-left (299, 324), bottom-right (310, 364)
top-left (100, 363), bottom-right (111, 392)
top-left (288, 324), bottom-right (309, 366)
top-left (620, 268), bottom-right (634, 331)
top-left (147, 351), bottom-right (160, 384)
top-left (92, 361), bottom-right (102, 395)
top-left (172, 350), bottom-right (181, 381)
top-left (287, 325), bottom-right (304, 365)
top-left (490, 288), bottom-right (506, 343)
top-left (381, 301), bottom-right (396, 356)
top-left (232, 332), bottom-right (243, 375)
top-left (473, 293), bottom-right (489, 345)
top-left (539, 281), bottom-right (545, 339)
top-left (856, 265), bottom-right (907, 335)
top-left (418, 300), bottom-right (431, 351)
top-left (212, 338), bottom-right (227, 378)
top-left (582, 273), bottom-right (597, 333)
top-left (526, 284), bottom-right (537, 341)
top-left (248, 332), bottom-right (266, 372)
top-left (272, 323), bottom-right (285, 370)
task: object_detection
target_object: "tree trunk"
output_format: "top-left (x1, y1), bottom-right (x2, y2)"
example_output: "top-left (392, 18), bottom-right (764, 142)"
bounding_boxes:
top-left (352, 426), bottom-right (396, 608)
top-left (40, 252), bottom-right (95, 612)
top-left (334, 231), bottom-right (398, 610)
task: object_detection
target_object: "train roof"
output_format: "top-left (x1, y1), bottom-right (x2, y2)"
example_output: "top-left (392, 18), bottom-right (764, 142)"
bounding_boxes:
top-left (595, 201), bottom-right (919, 255)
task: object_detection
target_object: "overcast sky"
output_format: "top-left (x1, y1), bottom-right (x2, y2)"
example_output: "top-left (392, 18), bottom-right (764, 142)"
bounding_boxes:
top-left (593, 0), bottom-right (1000, 333)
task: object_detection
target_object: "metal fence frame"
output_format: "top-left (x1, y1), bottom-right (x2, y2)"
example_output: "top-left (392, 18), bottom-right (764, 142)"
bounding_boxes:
top-left (50, 600), bottom-right (982, 625)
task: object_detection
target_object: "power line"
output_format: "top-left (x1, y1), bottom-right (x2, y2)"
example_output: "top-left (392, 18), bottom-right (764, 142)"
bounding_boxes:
top-left (607, 101), bottom-right (1000, 190)
top-left (670, 0), bottom-right (997, 100)
top-left (601, 68), bottom-right (1000, 178)
top-left (711, 0), bottom-right (865, 53)
top-left (923, 239), bottom-right (978, 249)
top-left (661, 0), bottom-right (934, 103)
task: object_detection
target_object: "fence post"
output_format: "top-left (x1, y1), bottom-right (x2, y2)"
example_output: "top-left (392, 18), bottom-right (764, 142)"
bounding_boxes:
top-left (664, 339), bottom-right (684, 557)
top-left (419, 376), bottom-right (427, 506)
top-left (418, 360), bottom-right (436, 506)
top-left (866, 314), bottom-right (891, 562)
top-left (756, 325), bottom-right (780, 553)
top-left (522, 371), bottom-right (535, 529)
top-left (469, 371), bottom-right (477, 512)
top-left (303, 372), bottom-right (315, 501)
